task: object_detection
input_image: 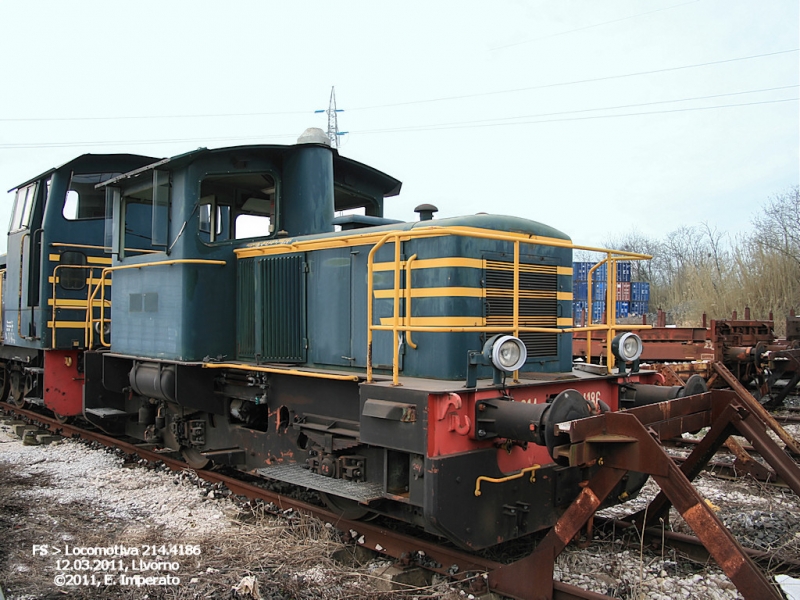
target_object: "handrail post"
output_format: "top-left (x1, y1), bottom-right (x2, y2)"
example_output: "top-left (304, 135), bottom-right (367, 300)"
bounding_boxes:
top-left (607, 253), bottom-right (617, 371)
top-left (513, 240), bottom-right (520, 382)
top-left (366, 233), bottom-right (395, 383)
top-left (392, 235), bottom-right (402, 386)
top-left (405, 255), bottom-right (418, 350)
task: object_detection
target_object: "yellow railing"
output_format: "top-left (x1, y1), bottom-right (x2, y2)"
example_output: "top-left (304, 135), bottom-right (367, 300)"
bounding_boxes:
top-left (49, 264), bottom-right (111, 349)
top-left (86, 259), bottom-right (227, 348)
top-left (50, 242), bottom-right (160, 255)
top-left (365, 226), bottom-right (652, 385)
top-left (585, 257), bottom-right (630, 368)
top-left (0, 268), bottom-right (4, 343)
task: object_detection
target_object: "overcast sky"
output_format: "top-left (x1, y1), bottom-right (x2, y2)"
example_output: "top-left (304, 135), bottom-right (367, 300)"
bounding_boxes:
top-left (0, 1), bottom-right (797, 255)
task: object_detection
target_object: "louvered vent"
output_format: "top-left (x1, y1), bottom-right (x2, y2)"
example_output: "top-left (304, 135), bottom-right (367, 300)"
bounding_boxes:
top-left (237, 259), bottom-right (256, 359)
top-left (485, 260), bottom-right (559, 357)
top-left (260, 255), bottom-right (306, 362)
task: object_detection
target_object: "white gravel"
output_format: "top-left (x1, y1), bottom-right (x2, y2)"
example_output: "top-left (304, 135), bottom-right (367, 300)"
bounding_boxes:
top-left (1, 415), bottom-right (798, 600)
top-left (0, 426), bottom-right (236, 537)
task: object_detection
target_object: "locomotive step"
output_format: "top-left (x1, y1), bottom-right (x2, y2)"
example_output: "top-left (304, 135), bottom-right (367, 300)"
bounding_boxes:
top-left (256, 464), bottom-right (383, 503)
top-left (201, 448), bottom-right (246, 466)
top-left (84, 407), bottom-right (133, 418)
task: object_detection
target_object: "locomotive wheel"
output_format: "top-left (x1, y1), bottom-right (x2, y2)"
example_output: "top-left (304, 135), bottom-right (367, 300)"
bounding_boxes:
top-left (53, 412), bottom-right (71, 424)
top-left (321, 493), bottom-right (374, 521)
top-left (8, 371), bottom-right (26, 408)
top-left (0, 364), bottom-right (9, 403)
top-left (181, 447), bottom-right (211, 470)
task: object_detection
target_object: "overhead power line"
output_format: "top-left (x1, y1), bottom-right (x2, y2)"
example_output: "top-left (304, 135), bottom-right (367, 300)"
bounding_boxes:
top-left (347, 49), bottom-right (800, 112)
top-left (491, 0), bottom-right (701, 50)
top-left (0, 132), bottom-right (296, 150)
top-left (0, 92), bottom-right (794, 150)
top-left (0, 109), bottom-right (308, 124)
top-left (1, 49), bottom-right (796, 125)
top-left (356, 85), bottom-right (800, 132)
top-left (354, 97), bottom-right (799, 135)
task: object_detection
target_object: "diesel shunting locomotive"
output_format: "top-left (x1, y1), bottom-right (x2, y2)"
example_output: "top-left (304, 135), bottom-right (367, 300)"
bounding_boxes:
top-left (0, 128), bottom-right (704, 550)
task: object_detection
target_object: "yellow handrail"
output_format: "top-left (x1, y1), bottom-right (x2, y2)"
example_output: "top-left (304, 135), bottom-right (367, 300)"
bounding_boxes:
top-left (86, 259), bottom-right (227, 348)
top-left (365, 227), bottom-right (652, 385)
top-left (405, 255), bottom-right (418, 350)
top-left (50, 242), bottom-right (159, 254)
top-left (202, 362), bottom-right (359, 382)
top-left (50, 264), bottom-right (109, 349)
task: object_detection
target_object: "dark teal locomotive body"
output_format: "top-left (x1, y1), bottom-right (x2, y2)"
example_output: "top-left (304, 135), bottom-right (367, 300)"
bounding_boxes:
top-left (103, 140), bottom-right (574, 379)
top-left (3, 131), bottom-right (668, 550)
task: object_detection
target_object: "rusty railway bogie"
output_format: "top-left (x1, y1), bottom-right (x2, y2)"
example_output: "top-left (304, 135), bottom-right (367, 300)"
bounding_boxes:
top-left (574, 309), bottom-right (800, 406)
top-left (4, 382), bottom-right (799, 600)
top-left (488, 388), bottom-right (800, 600)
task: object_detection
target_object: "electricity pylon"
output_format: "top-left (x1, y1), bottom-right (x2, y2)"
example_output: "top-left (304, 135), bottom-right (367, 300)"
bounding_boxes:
top-left (315, 87), bottom-right (347, 148)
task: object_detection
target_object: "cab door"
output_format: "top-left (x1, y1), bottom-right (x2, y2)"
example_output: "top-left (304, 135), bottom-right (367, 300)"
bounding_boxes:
top-left (5, 180), bottom-right (46, 345)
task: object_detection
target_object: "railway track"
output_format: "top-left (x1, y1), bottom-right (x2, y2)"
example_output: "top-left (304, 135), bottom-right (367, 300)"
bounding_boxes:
top-left (3, 400), bottom-right (800, 600)
top-left (0, 401), bottom-right (603, 600)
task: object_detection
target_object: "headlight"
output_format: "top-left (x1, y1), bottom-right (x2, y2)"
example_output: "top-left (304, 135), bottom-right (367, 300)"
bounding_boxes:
top-left (94, 321), bottom-right (111, 338)
top-left (612, 332), bottom-right (643, 362)
top-left (489, 335), bottom-right (527, 372)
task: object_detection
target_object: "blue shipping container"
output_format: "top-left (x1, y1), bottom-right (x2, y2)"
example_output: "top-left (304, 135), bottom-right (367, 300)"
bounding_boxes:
top-left (591, 281), bottom-right (607, 298)
top-left (572, 262), bottom-right (590, 281)
top-left (573, 281), bottom-right (588, 300)
top-left (591, 301), bottom-right (606, 322)
top-left (631, 282), bottom-right (650, 302)
top-left (616, 301), bottom-right (629, 318)
top-left (616, 261), bottom-right (632, 283)
top-left (592, 262), bottom-right (608, 281)
top-left (629, 300), bottom-right (649, 315)
top-left (573, 301), bottom-right (587, 321)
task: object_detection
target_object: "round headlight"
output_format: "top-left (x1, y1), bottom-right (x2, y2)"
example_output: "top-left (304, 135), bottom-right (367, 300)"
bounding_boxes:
top-left (490, 335), bottom-right (528, 372)
top-left (612, 332), bottom-right (643, 362)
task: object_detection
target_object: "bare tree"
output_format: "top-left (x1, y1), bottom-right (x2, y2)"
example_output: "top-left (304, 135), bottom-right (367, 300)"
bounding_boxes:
top-left (752, 186), bottom-right (800, 265)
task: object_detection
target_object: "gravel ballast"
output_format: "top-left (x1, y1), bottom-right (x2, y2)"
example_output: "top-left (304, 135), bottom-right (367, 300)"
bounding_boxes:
top-left (1, 417), bottom-right (798, 599)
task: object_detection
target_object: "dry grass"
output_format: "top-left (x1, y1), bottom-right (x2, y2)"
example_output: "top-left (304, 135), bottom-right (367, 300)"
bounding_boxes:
top-left (0, 458), bottom-right (461, 600)
top-left (601, 187), bottom-right (800, 333)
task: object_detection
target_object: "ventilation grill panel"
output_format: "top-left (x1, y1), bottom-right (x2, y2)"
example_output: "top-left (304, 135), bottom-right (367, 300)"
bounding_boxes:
top-left (485, 260), bottom-right (559, 358)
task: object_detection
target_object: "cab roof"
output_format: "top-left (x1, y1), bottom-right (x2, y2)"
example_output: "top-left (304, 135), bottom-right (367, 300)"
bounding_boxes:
top-left (8, 153), bottom-right (160, 193)
top-left (97, 144), bottom-right (402, 199)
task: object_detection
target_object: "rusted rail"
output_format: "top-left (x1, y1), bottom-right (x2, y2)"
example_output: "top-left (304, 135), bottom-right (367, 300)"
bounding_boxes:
top-left (490, 391), bottom-right (800, 600)
top-left (595, 517), bottom-right (800, 575)
top-left (0, 402), bottom-right (608, 600)
top-left (4, 391), bottom-right (799, 600)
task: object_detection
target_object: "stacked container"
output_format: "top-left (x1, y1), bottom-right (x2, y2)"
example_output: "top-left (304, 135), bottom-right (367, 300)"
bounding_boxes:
top-left (630, 282), bottom-right (650, 315)
top-left (572, 260), bottom-right (650, 322)
top-left (571, 264), bottom-right (590, 325)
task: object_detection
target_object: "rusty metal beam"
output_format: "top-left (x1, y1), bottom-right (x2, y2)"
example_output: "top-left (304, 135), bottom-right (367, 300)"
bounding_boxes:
top-left (602, 412), bottom-right (780, 600)
top-left (732, 408), bottom-right (800, 496)
top-left (712, 362), bottom-right (800, 456)
top-left (488, 467), bottom-right (628, 600)
top-left (489, 396), bottom-right (785, 600)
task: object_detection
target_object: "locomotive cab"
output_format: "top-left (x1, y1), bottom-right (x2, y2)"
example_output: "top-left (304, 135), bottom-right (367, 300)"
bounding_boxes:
top-left (0, 154), bottom-right (159, 416)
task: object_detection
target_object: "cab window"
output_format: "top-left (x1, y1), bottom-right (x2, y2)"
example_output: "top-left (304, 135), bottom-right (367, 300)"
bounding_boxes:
top-left (198, 173), bottom-right (275, 242)
top-left (64, 173), bottom-right (122, 220)
top-left (9, 183), bottom-right (37, 231)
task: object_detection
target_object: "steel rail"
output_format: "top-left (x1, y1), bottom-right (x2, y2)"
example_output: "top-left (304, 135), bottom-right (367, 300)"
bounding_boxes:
top-left (10, 396), bottom-right (797, 597)
top-left (595, 517), bottom-right (800, 575)
top-left (0, 401), bottom-right (611, 600)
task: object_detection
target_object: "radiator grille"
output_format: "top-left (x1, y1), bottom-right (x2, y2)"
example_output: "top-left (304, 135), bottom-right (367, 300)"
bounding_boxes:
top-left (237, 255), bottom-right (306, 363)
top-left (237, 260), bottom-right (256, 359)
top-left (485, 260), bottom-right (559, 357)
top-left (261, 255), bottom-right (306, 362)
